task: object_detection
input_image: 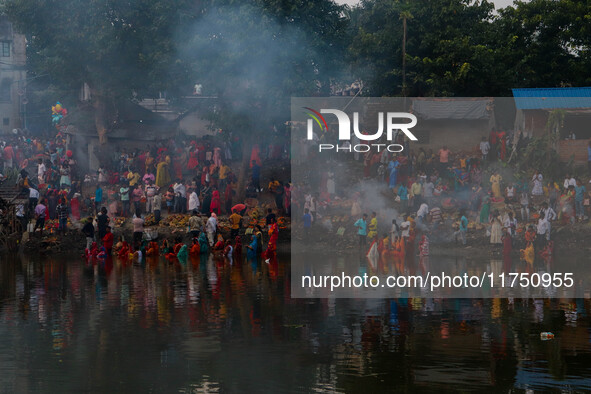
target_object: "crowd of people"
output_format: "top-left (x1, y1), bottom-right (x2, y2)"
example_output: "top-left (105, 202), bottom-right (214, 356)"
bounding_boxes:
top-left (296, 128), bottom-right (591, 264)
top-left (3, 122), bottom-right (591, 267)
top-left (0, 127), bottom-right (293, 263)
top-left (82, 206), bottom-right (282, 265)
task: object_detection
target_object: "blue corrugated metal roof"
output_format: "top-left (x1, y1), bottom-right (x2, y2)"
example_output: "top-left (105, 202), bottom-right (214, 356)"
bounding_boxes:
top-left (512, 87), bottom-right (591, 109)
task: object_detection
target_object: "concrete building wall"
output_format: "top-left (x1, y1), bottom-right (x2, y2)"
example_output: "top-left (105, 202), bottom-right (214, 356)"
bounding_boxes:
top-left (0, 16), bottom-right (26, 135)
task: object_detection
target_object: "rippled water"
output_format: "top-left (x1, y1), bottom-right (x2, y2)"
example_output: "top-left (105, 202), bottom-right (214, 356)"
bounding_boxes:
top-left (1, 253), bottom-right (591, 392)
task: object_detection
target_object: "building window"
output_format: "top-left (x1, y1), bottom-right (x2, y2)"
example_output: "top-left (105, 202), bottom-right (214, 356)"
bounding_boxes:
top-left (0, 42), bottom-right (9, 57)
top-left (0, 79), bottom-right (10, 102)
top-left (2, 118), bottom-right (8, 126)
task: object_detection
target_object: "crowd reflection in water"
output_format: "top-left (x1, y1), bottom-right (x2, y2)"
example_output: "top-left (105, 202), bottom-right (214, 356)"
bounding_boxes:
top-left (0, 253), bottom-right (590, 392)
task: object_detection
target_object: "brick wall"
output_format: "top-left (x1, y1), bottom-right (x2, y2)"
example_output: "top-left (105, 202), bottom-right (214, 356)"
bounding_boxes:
top-left (558, 139), bottom-right (590, 164)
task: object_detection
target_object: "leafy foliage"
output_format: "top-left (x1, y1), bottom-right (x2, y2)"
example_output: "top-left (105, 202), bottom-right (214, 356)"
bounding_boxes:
top-left (5, 0), bottom-right (591, 137)
top-left (517, 136), bottom-right (569, 181)
top-left (348, 0), bottom-right (497, 96)
top-left (3, 0), bottom-right (192, 99)
top-left (349, 0), bottom-right (591, 97)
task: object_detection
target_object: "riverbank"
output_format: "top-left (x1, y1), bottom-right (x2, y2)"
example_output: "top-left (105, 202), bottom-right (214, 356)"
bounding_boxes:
top-left (290, 219), bottom-right (591, 259)
top-left (21, 217), bottom-right (591, 259)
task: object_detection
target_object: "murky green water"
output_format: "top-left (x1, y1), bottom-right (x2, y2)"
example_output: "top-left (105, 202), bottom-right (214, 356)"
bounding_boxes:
top-left (1, 253), bottom-right (590, 392)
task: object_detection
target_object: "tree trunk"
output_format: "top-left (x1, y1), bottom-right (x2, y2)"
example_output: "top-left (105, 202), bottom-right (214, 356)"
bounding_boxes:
top-left (93, 94), bottom-right (108, 145)
top-left (402, 16), bottom-right (407, 97)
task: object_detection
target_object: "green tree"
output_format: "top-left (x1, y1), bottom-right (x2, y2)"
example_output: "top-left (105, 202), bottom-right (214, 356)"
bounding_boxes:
top-left (492, 0), bottom-right (591, 89)
top-left (3, 0), bottom-right (193, 143)
top-left (348, 0), bottom-right (497, 97)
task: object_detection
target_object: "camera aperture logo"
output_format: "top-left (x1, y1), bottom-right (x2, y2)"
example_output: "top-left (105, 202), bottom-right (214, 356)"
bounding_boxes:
top-left (304, 107), bottom-right (418, 153)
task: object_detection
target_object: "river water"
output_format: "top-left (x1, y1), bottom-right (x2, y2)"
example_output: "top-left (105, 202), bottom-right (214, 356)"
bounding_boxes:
top-left (1, 253), bottom-right (591, 392)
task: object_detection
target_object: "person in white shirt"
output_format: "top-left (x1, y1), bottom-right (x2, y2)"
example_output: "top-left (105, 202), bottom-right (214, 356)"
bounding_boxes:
top-left (16, 203), bottom-right (26, 231)
top-left (531, 171), bottom-right (543, 196)
top-left (144, 181), bottom-right (158, 213)
top-left (505, 185), bottom-right (515, 203)
top-left (400, 220), bottom-right (410, 238)
top-left (417, 203), bottom-right (429, 223)
top-left (37, 159), bottom-right (46, 184)
top-left (503, 211), bottom-right (517, 236)
top-left (152, 193), bottom-right (162, 223)
top-left (188, 188), bottom-right (200, 212)
top-left (480, 137), bottom-right (490, 161)
top-left (536, 213), bottom-right (548, 250)
top-left (29, 187), bottom-right (40, 211)
top-left (206, 212), bottom-right (217, 246)
top-left (563, 175), bottom-right (576, 190)
top-left (540, 202), bottom-right (556, 240)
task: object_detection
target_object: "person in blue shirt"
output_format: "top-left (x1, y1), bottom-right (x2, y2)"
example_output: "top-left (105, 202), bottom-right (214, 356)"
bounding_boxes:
top-left (574, 179), bottom-right (586, 220)
top-left (354, 213), bottom-right (368, 249)
top-left (95, 185), bottom-right (103, 214)
top-left (453, 211), bottom-right (468, 245)
top-left (398, 184), bottom-right (409, 213)
top-left (303, 209), bottom-right (312, 240)
top-left (246, 234), bottom-right (258, 259)
top-left (387, 159), bottom-right (399, 189)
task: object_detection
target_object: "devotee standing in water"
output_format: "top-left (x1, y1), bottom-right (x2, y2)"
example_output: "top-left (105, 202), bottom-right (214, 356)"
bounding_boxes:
top-left (354, 214), bottom-right (368, 250)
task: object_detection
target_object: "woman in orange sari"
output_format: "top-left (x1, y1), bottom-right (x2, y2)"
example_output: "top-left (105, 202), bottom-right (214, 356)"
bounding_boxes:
top-left (146, 241), bottom-right (159, 256)
top-left (189, 238), bottom-right (200, 255)
top-left (264, 222), bottom-right (279, 258)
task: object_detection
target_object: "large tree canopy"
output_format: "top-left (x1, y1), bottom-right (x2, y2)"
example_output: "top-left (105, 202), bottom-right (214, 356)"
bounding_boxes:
top-left (348, 0), bottom-right (499, 96)
top-left (5, 0), bottom-right (591, 137)
top-left (4, 0), bottom-right (194, 141)
top-left (4, 0), bottom-right (349, 140)
top-left (348, 0), bottom-right (591, 97)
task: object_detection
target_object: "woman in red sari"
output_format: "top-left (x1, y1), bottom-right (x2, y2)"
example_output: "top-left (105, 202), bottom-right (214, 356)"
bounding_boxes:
top-left (197, 142), bottom-right (206, 163)
top-left (70, 193), bottom-right (81, 220)
top-left (187, 147), bottom-right (199, 170)
top-left (283, 184), bottom-right (291, 215)
top-left (502, 228), bottom-right (512, 257)
top-left (210, 189), bottom-right (221, 215)
top-left (118, 241), bottom-right (130, 260)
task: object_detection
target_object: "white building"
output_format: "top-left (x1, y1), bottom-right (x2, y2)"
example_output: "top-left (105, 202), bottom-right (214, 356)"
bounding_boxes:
top-left (0, 16), bottom-right (26, 134)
